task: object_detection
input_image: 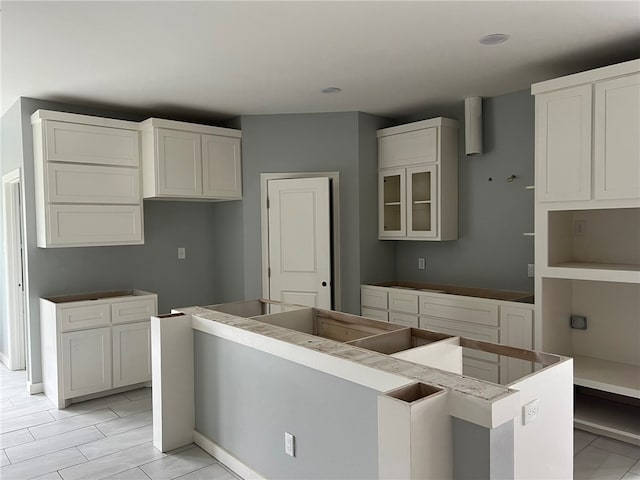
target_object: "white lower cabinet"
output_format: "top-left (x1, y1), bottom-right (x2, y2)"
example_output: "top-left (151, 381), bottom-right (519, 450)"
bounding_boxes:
top-left (112, 322), bottom-right (151, 388)
top-left (361, 284), bottom-right (534, 384)
top-left (40, 290), bottom-right (157, 408)
top-left (390, 312), bottom-right (419, 328)
top-left (62, 327), bottom-right (112, 399)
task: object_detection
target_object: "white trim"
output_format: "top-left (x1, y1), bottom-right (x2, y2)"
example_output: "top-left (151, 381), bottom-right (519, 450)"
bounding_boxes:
top-left (27, 381), bottom-right (44, 394)
top-left (377, 116), bottom-right (458, 137)
top-left (531, 58), bottom-right (640, 95)
top-left (194, 431), bottom-right (266, 480)
top-left (2, 169), bottom-right (26, 371)
top-left (260, 172), bottom-right (341, 311)
top-left (139, 117), bottom-right (241, 137)
top-left (30, 109), bottom-right (140, 130)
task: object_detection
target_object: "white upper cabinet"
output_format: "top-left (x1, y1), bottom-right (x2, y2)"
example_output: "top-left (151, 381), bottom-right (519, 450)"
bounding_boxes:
top-left (535, 85), bottom-right (592, 202)
top-left (377, 117), bottom-right (458, 241)
top-left (594, 73), bottom-right (640, 200)
top-left (202, 134), bottom-right (242, 198)
top-left (532, 59), bottom-right (640, 205)
top-left (31, 110), bottom-right (144, 248)
top-left (155, 128), bottom-right (203, 197)
top-left (141, 118), bottom-right (241, 201)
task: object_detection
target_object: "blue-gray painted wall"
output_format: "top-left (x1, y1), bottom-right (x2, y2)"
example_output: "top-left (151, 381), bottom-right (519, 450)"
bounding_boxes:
top-left (194, 331), bottom-right (379, 479)
top-left (394, 89), bottom-right (535, 292)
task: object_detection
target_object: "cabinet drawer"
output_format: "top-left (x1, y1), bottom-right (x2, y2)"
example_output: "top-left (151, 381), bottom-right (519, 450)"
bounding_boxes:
top-left (44, 120), bottom-right (139, 167)
top-left (46, 163), bottom-right (140, 204)
top-left (361, 307), bottom-right (389, 322)
top-left (419, 316), bottom-right (498, 363)
top-left (379, 128), bottom-right (437, 168)
top-left (389, 290), bottom-right (419, 314)
top-left (361, 286), bottom-right (388, 310)
top-left (46, 205), bottom-right (143, 247)
top-left (390, 312), bottom-right (419, 328)
top-left (111, 298), bottom-right (156, 325)
top-left (60, 304), bottom-right (111, 331)
top-left (419, 296), bottom-right (498, 327)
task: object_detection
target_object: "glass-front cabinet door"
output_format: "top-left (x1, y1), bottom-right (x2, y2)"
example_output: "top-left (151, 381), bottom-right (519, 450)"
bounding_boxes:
top-left (379, 168), bottom-right (406, 238)
top-left (407, 165), bottom-right (437, 238)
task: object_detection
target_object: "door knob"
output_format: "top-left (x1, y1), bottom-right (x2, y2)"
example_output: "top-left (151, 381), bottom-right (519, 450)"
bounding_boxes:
top-left (321, 281), bottom-right (327, 287)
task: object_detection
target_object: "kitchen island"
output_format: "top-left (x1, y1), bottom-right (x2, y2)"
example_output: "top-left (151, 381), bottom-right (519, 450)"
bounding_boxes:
top-left (151, 299), bottom-right (572, 480)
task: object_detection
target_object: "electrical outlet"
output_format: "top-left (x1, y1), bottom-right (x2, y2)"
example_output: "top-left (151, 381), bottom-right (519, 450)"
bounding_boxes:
top-left (284, 432), bottom-right (295, 457)
top-left (574, 220), bottom-right (586, 236)
top-left (417, 257), bottom-right (426, 270)
top-left (522, 399), bottom-right (539, 425)
top-left (527, 264), bottom-right (535, 278)
top-left (178, 247), bottom-right (186, 260)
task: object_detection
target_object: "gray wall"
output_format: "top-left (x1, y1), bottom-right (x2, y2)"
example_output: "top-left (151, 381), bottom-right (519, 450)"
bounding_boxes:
top-left (452, 417), bottom-right (514, 480)
top-left (2, 97), bottom-right (225, 381)
top-left (194, 331), bottom-right (379, 479)
top-left (238, 112), bottom-right (394, 314)
top-left (357, 112), bottom-right (396, 284)
top-left (394, 89), bottom-right (535, 292)
top-left (0, 100), bottom-right (25, 357)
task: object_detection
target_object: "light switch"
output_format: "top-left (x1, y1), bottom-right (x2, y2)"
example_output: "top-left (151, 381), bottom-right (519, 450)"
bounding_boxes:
top-left (178, 247), bottom-right (186, 260)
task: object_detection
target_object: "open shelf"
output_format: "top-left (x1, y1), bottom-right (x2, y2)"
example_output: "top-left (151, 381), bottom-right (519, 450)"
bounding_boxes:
top-left (575, 389), bottom-right (640, 446)
top-left (574, 355), bottom-right (640, 399)
top-left (547, 208), bottom-right (640, 277)
top-left (543, 265), bottom-right (640, 283)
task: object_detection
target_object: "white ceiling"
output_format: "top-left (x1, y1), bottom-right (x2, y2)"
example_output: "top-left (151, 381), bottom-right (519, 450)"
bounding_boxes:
top-left (2, 1), bottom-right (639, 121)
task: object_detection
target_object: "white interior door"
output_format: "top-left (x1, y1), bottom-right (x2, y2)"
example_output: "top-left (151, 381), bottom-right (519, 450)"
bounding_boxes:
top-left (267, 177), bottom-right (332, 309)
top-left (2, 170), bottom-right (26, 371)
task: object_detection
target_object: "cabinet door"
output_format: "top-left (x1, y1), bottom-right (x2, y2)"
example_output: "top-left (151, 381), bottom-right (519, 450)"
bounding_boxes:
top-left (62, 327), bottom-right (112, 398)
top-left (499, 306), bottom-right (533, 384)
top-left (407, 165), bottom-right (437, 238)
top-left (43, 121), bottom-right (139, 167)
top-left (112, 321), bottom-right (151, 388)
top-left (379, 128), bottom-right (437, 168)
top-left (156, 128), bottom-right (202, 196)
top-left (594, 73), bottom-right (640, 200)
top-left (202, 134), bottom-right (242, 199)
top-left (536, 85), bottom-right (592, 202)
top-left (46, 163), bottom-right (140, 204)
top-left (379, 168), bottom-right (406, 238)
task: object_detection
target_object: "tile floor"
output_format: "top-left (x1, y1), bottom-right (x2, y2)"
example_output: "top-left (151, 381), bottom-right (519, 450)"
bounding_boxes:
top-left (0, 363), bottom-right (240, 480)
top-left (2, 363), bottom-right (640, 479)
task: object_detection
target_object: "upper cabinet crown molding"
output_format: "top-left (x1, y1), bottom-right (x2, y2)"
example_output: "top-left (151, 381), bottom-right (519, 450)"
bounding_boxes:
top-left (531, 59), bottom-right (640, 95)
top-left (140, 118), bottom-right (242, 201)
top-left (377, 117), bottom-right (459, 241)
top-left (30, 109), bottom-right (140, 130)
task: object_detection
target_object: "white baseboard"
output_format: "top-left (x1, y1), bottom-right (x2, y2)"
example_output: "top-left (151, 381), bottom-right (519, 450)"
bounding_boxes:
top-left (27, 381), bottom-right (44, 394)
top-left (0, 352), bottom-right (9, 369)
top-left (193, 430), bottom-right (266, 480)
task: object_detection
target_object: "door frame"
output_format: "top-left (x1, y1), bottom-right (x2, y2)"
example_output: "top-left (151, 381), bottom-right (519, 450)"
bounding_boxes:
top-left (2, 168), bottom-right (27, 371)
top-left (260, 172), bottom-right (341, 311)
